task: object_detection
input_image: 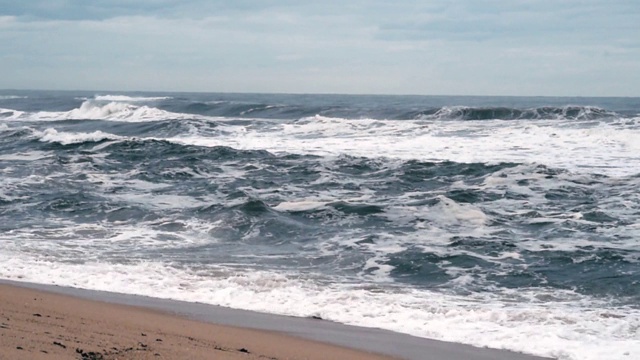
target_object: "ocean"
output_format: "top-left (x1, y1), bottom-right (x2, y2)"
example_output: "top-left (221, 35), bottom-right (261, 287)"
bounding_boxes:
top-left (0, 90), bottom-right (638, 360)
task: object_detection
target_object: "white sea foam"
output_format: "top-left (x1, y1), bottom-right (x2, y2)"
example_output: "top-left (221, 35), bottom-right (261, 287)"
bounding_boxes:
top-left (7, 104), bottom-right (639, 177)
top-left (4, 101), bottom-right (198, 122)
top-left (0, 108), bottom-right (25, 119)
top-left (0, 253), bottom-right (637, 360)
top-left (167, 116), bottom-right (640, 177)
top-left (0, 150), bottom-right (52, 162)
top-left (60, 100), bottom-right (177, 121)
top-left (273, 200), bottom-right (329, 212)
top-left (429, 195), bottom-right (488, 226)
top-left (426, 105), bottom-right (613, 121)
top-left (37, 128), bottom-right (124, 145)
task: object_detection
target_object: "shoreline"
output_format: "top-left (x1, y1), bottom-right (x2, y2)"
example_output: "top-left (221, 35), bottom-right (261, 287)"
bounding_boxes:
top-left (0, 279), bottom-right (552, 360)
top-left (0, 282), bottom-right (392, 360)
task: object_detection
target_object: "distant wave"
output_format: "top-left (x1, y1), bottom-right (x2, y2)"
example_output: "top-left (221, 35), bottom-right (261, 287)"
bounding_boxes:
top-left (1, 101), bottom-right (203, 122)
top-left (0, 95), bottom-right (27, 100)
top-left (63, 100), bottom-right (172, 121)
top-left (413, 105), bottom-right (617, 121)
top-left (169, 101), bottom-right (621, 121)
top-left (0, 108), bottom-right (26, 119)
top-left (0, 100), bottom-right (624, 122)
top-left (36, 128), bottom-right (124, 145)
top-left (94, 94), bottom-right (173, 102)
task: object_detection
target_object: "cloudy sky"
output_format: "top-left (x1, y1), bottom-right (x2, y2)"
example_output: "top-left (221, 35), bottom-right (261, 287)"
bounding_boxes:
top-left (0, 1), bottom-right (638, 96)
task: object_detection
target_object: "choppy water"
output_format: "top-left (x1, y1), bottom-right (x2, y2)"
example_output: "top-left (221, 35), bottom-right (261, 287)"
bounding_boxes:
top-left (1, 90), bottom-right (639, 360)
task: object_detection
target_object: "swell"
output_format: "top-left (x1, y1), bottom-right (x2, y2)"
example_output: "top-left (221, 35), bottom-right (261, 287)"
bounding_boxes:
top-left (407, 105), bottom-right (618, 121)
top-left (1, 100), bottom-right (625, 121)
top-left (170, 102), bottom-right (621, 121)
top-left (2, 131), bottom-right (639, 307)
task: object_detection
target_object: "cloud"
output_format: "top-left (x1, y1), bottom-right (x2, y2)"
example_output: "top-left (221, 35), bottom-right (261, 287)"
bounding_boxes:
top-left (376, 1), bottom-right (638, 45)
top-left (0, 1), bottom-right (638, 96)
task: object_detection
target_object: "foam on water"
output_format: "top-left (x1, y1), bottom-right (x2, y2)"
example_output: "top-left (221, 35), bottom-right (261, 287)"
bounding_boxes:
top-left (0, 253), bottom-right (637, 360)
top-left (2, 92), bottom-right (640, 360)
top-left (0, 150), bottom-right (52, 162)
top-left (425, 105), bottom-right (617, 121)
top-left (1, 101), bottom-right (205, 122)
top-left (37, 128), bottom-right (124, 145)
top-left (0, 108), bottom-right (26, 119)
top-left (4, 103), bottom-right (640, 177)
top-left (273, 200), bottom-right (331, 212)
top-left (58, 100), bottom-right (185, 121)
top-left (171, 116), bottom-right (640, 177)
top-left (427, 195), bottom-right (488, 226)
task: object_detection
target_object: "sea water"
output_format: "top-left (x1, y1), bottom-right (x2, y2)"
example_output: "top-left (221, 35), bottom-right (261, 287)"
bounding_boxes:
top-left (1, 90), bottom-right (639, 359)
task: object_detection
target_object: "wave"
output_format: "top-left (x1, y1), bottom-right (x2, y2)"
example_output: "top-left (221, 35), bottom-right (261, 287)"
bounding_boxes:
top-left (178, 100), bottom-right (298, 118)
top-left (2, 101), bottom-right (204, 122)
top-left (165, 101), bottom-right (622, 121)
top-left (0, 108), bottom-right (26, 119)
top-left (36, 128), bottom-right (124, 145)
top-left (412, 105), bottom-right (618, 121)
top-left (2, 254), bottom-right (637, 360)
top-left (0, 95), bottom-right (27, 100)
top-left (94, 94), bottom-right (173, 102)
top-left (66, 101), bottom-right (172, 121)
top-left (0, 100), bottom-right (624, 122)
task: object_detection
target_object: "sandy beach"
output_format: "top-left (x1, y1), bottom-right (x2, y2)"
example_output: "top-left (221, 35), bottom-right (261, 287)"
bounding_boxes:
top-left (0, 283), bottom-right (395, 360)
top-left (0, 281), bottom-right (553, 360)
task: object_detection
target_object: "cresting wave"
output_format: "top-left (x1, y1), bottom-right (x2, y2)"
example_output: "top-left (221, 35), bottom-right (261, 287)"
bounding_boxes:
top-left (171, 101), bottom-right (622, 121)
top-left (0, 100), bottom-right (205, 122)
top-left (0, 94), bottom-right (629, 122)
top-left (40, 100), bottom-right (200, 121)
top-left (93, 95), bottom-right (173, 102)
top-left (416, 105), bottom-right (617, 120)
top-left (4, 109), bottom-right (640, 177)
top-left (37, 128), bottom-right (124, 145)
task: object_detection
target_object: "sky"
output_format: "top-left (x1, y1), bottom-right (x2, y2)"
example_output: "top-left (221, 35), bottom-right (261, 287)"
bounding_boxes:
top-left (0, 1), bottom-right (638, 96)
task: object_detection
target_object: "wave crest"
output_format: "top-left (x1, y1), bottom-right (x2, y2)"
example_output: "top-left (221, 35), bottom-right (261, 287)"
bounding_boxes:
top-left (94, 94), bottom-right (172, 102)
top-left (416, 105), bottom-right (616, 121)
top-left (18, 101), bottom-right (198, 122)
top-left (37, 128), bottom-right (124, 145)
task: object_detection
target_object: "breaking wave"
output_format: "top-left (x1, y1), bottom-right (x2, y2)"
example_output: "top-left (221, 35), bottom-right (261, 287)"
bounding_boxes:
top-left (1, 100), bottom-right (204, 122)
top-left (413, 105), bottom-right (617, 121)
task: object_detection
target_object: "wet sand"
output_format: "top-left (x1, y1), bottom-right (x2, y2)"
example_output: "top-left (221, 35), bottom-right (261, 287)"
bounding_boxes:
top-left (0, 281), bottom-right (552, 360)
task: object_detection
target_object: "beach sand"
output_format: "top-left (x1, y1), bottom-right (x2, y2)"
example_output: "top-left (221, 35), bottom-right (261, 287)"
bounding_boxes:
top-left (0, 281), bottom-right (553, 360)
top-left (0, 283), bottom-right (395, 360)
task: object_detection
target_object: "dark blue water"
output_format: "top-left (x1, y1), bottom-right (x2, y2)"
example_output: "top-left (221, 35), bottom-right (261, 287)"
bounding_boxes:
top-left (1, 90), bottom-right (639, 360)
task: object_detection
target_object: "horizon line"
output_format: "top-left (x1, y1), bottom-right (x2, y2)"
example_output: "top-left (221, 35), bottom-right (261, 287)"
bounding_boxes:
top-left (1, 88), bottom-right (639, 99)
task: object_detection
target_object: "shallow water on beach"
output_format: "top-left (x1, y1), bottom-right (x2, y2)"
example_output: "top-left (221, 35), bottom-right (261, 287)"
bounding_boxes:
top-left (1, 90), bottom-right (639, 360)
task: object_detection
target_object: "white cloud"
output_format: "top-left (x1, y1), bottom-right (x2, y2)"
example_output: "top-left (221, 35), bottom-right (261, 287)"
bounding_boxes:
top-left (0, 1), bottom-right (638, 96)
